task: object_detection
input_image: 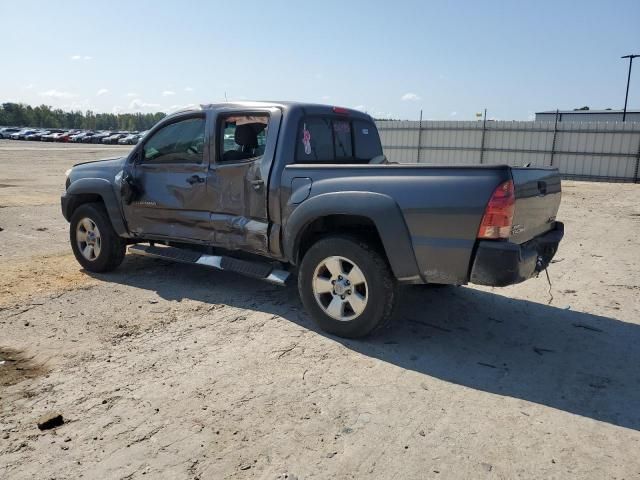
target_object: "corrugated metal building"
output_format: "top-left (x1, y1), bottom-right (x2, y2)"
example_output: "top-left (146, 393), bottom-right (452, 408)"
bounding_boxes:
top-left (536, 109), bottom-right (640, 122)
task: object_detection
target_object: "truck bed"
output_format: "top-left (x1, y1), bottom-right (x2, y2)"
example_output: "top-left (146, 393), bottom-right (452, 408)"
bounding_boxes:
top-left (281, 163), bottom-right (562, 284)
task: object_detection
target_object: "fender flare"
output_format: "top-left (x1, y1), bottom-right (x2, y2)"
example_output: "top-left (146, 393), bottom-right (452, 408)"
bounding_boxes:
top-left (283, 191), bottom-right (421, 281)
top-left (64, 178), bottom-right (129, 236)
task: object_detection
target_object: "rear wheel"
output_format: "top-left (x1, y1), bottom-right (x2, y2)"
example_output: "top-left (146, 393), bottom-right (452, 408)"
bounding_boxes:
top-left (298, 235), bottom-right (397, 338)
top-left (70, 203), bottom-right (126, 272)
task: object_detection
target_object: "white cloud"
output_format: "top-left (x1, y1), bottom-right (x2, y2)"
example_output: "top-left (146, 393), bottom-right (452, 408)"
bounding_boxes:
top-left (321, 95), bottom-right (331, 101)
top-left (70, 55), bottom-right (92, 61)
top-left (24, 83), bottom-right (34, 89)
top-left (167, 103), bottom-right (197, 112)
top-left (129, 99), bottom-right (161, 111)
top-left (64, 99), bottom-right (94, 111)
top-left (39, 89), bottom-right (76, 99)
top-left (162, 90), bottom-right (176, 96)
top-left (70, 55), bottom-right (81, 60)
top-left (449, 111), bottom-right (457, 117)
top-left (112, 106), bottom-right (124, 114)
top-left (184, 87), bottom-right (194, 92)
top-left (401, 92), bottom-right (421, 101)
top-left (96, 88), bottom-right (109, 96)
top-left (125, 92), bottom-right (139, 97)
top-left (83, 56), bottom-right (92, 60)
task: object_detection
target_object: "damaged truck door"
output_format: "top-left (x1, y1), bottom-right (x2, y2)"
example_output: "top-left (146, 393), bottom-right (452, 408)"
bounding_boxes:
top-left (206, 110), bottom-right (277, 254)
top-left (121, 113), bottom-right (210, 240)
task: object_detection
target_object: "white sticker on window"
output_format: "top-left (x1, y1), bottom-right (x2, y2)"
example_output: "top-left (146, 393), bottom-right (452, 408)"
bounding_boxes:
top-left (362, 128), bottom-right (369, 135)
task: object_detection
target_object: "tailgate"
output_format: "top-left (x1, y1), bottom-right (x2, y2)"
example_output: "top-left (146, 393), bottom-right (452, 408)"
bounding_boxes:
top-left (509, 167), bottom-right (561, 244)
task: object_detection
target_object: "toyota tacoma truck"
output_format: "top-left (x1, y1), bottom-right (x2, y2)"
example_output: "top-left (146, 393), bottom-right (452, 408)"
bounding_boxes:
top-left (61, 101), bottom-right (564, 338)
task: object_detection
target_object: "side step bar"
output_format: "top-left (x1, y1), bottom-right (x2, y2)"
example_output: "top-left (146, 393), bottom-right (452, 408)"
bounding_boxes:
top-left (128, 244), bottom-right (290, 286)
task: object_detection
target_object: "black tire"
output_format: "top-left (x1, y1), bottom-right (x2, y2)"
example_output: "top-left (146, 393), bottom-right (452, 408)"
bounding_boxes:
top-left (298, 235), bottom-right (397, 338)
top-left (69, 202), bottom-right (126, 273)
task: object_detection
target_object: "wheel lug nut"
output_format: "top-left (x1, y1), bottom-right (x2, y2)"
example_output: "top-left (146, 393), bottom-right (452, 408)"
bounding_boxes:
top-left (338, 275), bottom-right (342, 280)
top-left (341, 295), bottom-right (345, 300)
top-left (347, 290), bottom-right (351, 295)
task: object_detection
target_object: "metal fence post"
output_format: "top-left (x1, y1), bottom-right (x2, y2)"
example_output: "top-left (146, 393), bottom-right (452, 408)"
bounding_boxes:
top-left (479, 108), bottom-right (487, 164)
top-left (635, 137), bottom-right (640, 183)
top-left (416, 110), bottom-right (423, 163)
top-left (550, 109), bottom-right (559, 166)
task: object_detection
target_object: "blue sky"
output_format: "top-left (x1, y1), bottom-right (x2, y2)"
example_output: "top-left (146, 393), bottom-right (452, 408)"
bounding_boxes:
top-left (3, 0), bottom-right (639, 120)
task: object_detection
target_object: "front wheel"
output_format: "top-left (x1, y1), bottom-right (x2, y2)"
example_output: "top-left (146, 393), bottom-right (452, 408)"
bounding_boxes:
top-left (70, 203), bottom-right (126, 273)
top-left (298, 235), bottom-right (397, 338)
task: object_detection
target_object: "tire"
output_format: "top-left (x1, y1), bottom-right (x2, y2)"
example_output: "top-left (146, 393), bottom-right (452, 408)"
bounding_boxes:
top-left (70, 202), bottom-right (126, 273)
top-left (298, 235), bottom-right (397, 338)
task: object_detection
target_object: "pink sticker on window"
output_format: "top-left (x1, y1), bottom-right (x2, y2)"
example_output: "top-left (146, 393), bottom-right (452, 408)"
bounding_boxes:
top-left (302, 123), bottom-right (311, 155)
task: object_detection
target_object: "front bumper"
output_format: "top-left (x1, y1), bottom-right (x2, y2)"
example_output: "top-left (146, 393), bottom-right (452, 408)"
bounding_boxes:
top-left (61, 193), bottom-right (73, 221)
top-left (470, 222), bottom-right (564, 287)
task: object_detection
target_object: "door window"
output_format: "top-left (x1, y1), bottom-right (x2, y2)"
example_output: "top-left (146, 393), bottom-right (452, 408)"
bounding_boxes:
top-left (219, 114), bottom-right (269, 162)
top-left (143, 117), bottom-right (205, 164)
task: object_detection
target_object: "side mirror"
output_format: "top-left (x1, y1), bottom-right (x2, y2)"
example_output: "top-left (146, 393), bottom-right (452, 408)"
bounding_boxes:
top-left (120, 168), bottom-right (140, 204)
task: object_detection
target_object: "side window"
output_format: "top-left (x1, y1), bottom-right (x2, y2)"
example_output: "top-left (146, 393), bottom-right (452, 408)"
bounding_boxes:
top-left (219, 114), bottom-right (269, 162)
top-left (143, 117), bottom-right (205, 164)
top-left (353, 119), bottom-right (382, 161)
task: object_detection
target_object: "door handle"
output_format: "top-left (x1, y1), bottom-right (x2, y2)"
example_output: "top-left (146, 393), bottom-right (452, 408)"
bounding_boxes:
top-left (251, 179), bottom-right (264, 191)
top-left (187, 175), bottom-right (205, 185)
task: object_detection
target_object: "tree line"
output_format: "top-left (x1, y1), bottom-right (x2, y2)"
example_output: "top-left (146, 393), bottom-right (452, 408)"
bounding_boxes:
top-left (0, 103), bottom-right (166, 131)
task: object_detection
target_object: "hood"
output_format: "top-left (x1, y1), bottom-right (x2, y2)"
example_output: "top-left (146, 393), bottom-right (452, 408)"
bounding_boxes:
top-left (69, 156), bottom-right (127, 184)
top-left (73, 156), bottom-right (127, 168)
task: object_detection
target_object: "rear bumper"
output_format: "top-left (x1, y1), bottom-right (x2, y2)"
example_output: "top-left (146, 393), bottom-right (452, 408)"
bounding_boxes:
top-left (470, 222), bottom-right (564, 287)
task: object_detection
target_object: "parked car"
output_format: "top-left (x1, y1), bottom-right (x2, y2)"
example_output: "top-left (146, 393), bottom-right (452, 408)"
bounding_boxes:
top-left (118, 133), bottom-right (141, 145)
top-left (11, 129), bottom-right (38, 140)
top-left (61, 101), bottom-right (564, 338)
top-left (58, 130), bottom-right (82, 142)
top-left (135, 131), bottom-right (148, 144)
top-left (89, 132), bottom-right (112, 144)
top-left (102, 133), bottom-right (127, 144)
top-left (25, 130), bottom-right (50, 141)
top-left (41, 129), bottom-right (66, 141)
top-left (71, 131), bottom-right (95, 142)
top-left (0, 127), bottom-right (21, 139)
top-left (50, 132), bottom-right (69, 142)
top-left (80, 132), bottom-right (102, 143)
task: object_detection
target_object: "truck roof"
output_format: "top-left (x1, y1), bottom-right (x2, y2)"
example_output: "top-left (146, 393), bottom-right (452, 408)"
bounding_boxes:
top-left (170, 101), bottom-right (373, 120)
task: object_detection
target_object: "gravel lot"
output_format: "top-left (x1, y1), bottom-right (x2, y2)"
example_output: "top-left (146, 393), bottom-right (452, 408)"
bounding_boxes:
top-left (1, 140), bottom-right (639, 479)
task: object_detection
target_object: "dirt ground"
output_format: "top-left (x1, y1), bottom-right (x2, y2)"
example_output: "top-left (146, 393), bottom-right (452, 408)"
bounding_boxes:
top-left (1, 140), bottom-right (639, 480)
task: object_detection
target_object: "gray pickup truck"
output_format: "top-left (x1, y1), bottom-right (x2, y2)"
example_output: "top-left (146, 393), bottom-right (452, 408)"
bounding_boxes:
top-left (61, 101), bottom-right (564, 337)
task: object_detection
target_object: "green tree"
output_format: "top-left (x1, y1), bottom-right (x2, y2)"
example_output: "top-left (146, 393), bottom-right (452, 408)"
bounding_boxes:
top-left (0, 102), bottom-right (166, 130)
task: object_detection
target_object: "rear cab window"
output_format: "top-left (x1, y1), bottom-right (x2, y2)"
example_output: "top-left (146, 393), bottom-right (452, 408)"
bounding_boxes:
top-left (295, 116), bottom-right (382, 164)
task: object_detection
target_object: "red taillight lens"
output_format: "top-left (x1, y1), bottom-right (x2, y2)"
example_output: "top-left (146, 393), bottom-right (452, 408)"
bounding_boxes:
top-left (332, 106), bottom-right (349, 115)
top-left (478, 180), bottom-right (515, 239)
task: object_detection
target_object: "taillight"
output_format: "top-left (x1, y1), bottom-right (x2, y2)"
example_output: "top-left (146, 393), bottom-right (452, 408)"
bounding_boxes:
top-left (478, 180), bottom-right (515, 239)
top-left (332, 106), bottom-right (350, 115)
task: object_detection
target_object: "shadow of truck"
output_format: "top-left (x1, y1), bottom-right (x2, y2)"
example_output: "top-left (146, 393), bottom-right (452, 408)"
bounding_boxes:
top-left (93, 256), bottom-right (640, 431)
